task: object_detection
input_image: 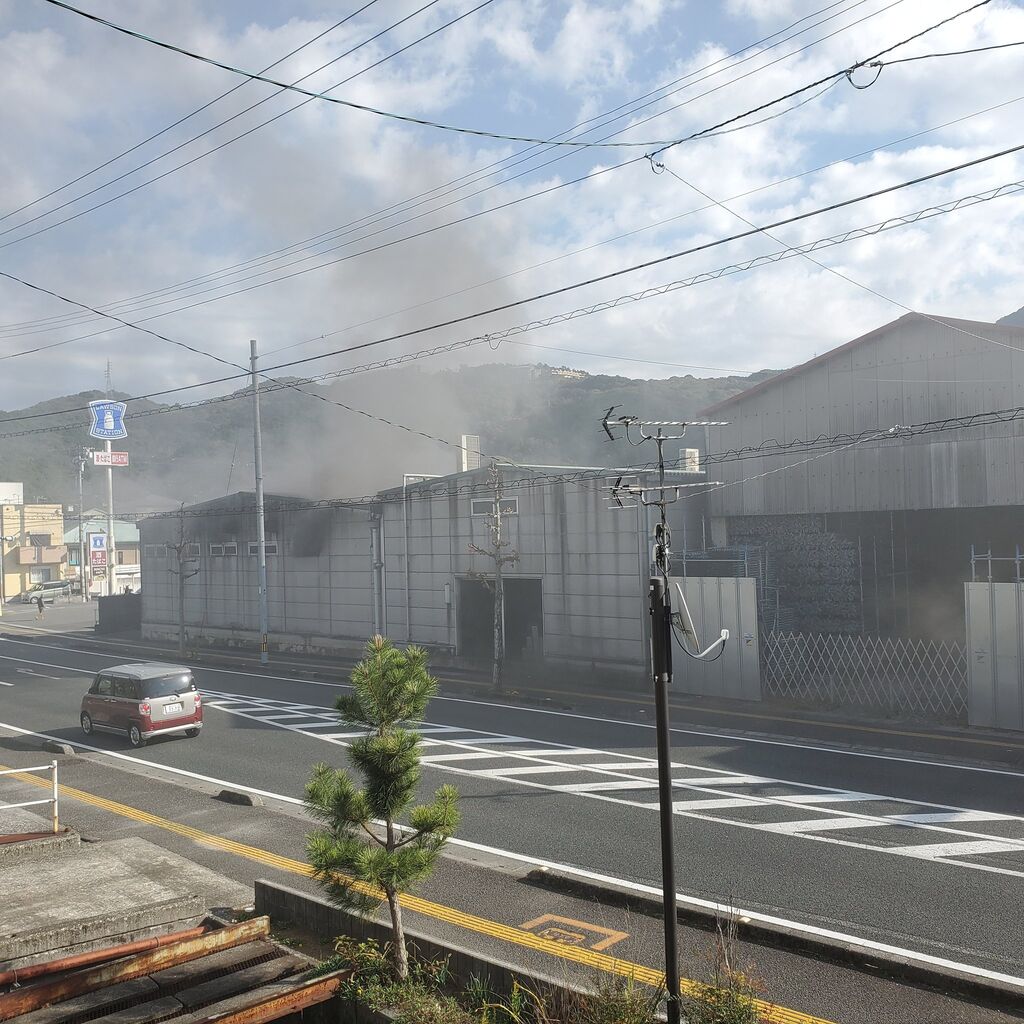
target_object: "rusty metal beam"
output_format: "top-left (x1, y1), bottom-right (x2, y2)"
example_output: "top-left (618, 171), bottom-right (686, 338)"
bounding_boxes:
top-left (0, 918), bottom-right (271, 1021)
top-left (0, 926), bottom-right (208, 988)
top-left (185, 972), bottom-right (348, 1024)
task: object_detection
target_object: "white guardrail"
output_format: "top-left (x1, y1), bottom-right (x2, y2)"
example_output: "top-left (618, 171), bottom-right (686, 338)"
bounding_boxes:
top-left (0, 760), bottom-right (59, 833)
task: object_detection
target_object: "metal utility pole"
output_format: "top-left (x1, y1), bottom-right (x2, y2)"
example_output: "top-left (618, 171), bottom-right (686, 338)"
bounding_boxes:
top-left (603, 409), bottom-right (728, 1024)
top-left (250, 339), bottom-right (270, 666)
top-left (75, 448), bottom-right (89, 602)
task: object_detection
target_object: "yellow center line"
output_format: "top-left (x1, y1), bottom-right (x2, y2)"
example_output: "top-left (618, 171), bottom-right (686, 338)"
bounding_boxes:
top-left (1, 764), bottom-right (833, 1024)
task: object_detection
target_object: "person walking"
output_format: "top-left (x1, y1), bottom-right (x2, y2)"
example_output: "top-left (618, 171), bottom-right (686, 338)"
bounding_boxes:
top-left (34, 594), bottom-right (44, 620)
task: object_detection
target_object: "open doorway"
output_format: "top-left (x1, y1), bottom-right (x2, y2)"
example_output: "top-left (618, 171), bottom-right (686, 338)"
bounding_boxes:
top-left (457, 577), bottom-right (543, 663)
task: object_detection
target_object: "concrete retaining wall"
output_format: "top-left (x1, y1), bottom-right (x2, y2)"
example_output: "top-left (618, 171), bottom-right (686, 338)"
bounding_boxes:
top-left (254, 880), bottom-right (586, 1004)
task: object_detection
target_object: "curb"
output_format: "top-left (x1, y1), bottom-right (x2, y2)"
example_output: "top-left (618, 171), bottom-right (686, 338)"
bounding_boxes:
top-left (523, 868), bottom-right (1024, 1007)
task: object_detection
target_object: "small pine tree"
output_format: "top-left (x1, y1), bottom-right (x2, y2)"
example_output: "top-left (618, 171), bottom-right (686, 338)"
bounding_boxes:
top-left (305, 635), bottom-right (459, 980)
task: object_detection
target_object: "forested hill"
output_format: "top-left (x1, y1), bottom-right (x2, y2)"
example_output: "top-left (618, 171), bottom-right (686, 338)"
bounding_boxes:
top-left (0, 363), bottom-right (776, 514)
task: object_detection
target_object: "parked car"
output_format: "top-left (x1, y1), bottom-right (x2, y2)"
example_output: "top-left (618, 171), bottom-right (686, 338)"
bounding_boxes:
top-left (21, 580), bottom-right (72, 604)
top-left (80, 663), bottom-right (202, 748)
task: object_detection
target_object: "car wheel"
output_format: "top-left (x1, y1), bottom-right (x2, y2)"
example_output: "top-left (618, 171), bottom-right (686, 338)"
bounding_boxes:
top-left (128, 724), bottom-right (145, 748)
top-left (81, 712), bottom-right (93, 736)
top-left (185, 728), bottom-right (200, 738)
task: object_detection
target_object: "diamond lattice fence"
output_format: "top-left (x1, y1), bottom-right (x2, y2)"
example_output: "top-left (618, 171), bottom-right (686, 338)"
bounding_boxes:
top-left (762, 631), bottom-right (967, 721)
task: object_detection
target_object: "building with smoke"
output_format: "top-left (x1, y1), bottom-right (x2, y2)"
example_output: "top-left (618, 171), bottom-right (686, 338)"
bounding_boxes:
top-left (695, 313), bottom-right (1024, 642)
top-left (138, 464), bottom-right (707, 678)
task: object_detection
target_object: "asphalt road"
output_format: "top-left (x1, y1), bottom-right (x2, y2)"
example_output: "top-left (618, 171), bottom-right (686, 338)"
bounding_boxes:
top-left (1, 611), bottom-right (1023, 1022)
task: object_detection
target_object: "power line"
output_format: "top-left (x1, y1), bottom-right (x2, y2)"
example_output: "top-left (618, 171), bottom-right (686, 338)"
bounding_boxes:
top-left (0, 0), bottom-right (887, 336)
top-left (0, 2), bottom-right (921, 346)
top-left (9, 85), bottom-right (1017, 368)
top-left (653, 155), bottom-right (1024, 355)
top-left (4, 0), bottom-right (954, 286)
top-left (871, 39), bottom-right (1024, 65)
top-left (45, 0), bottom-right (992, 158)
top-left (0, 1), bottom-right (380, 226)
top-left (0, 0), bottom-right (455, 250)
top-left (1, 165), bottom-right (1021, 435)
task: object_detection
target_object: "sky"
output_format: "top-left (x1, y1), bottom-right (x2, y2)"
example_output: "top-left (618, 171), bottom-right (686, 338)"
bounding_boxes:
top-left (1, 0), bottom-right (1022, 413)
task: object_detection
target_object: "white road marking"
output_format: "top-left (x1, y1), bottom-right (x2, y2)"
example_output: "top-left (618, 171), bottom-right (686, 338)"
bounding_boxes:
top-left (195, 687), bottom-right (1024, 877)
top-left (557, 780), bottom-right (661, 792)
top-left (0, 681), bottom-right (13, 687)
top-left (672, 797), bottom-right (769, 811)
top-left (890, 840), bottom-right (1024, 859)
top-left (479, 765), bottom-right (582, 777)
top-left (782, 792), bottom-right (882, 804)
top-left (761, 817), bottom-right (891, 834)
top-left (421, 752), bottom-right (510, 763)
top-left (0, 717), bottom-right (1022, 997)
top-left (4, 632), bottom-right (1024, 783)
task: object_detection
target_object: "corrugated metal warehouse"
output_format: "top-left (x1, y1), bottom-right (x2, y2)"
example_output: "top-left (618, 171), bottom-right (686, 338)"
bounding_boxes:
top-left (697, 313), bottom-right (1024, 639)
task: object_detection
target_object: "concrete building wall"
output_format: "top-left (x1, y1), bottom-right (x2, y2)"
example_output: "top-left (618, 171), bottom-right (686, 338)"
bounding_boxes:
top-left (703, 315), bottom-right (1024, 517)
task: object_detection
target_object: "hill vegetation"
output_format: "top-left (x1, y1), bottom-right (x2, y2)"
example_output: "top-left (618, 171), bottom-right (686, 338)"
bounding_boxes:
top-left (0, 362), bottom-right (775, 513)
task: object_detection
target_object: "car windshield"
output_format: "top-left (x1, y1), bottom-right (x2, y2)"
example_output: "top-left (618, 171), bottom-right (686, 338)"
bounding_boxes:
top-left (142, 674), bottom-right (195, 698)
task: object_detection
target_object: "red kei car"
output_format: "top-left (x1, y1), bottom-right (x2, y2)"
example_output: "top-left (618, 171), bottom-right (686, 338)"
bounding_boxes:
top-left (81, 663), bottom-right (202, 748)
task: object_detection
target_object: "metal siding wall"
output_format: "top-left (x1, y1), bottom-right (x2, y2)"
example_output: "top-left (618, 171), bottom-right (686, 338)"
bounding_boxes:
top-left (966, 583), bottom-right (1024, 731)
top-left (669, 576), bottom-right (760, 700)
top-left (708, 317), bottom-right (1024, 516)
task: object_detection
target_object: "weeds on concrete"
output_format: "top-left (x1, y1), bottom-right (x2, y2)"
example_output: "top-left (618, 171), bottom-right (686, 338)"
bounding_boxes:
top-left (681, 917), bottom-right (769, 1024)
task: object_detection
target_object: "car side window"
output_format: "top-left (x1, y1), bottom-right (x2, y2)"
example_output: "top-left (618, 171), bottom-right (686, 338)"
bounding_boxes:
top-left (113, 677), bottom-right (137, 700)
top-left (94, 676), bottom-right (112, 697)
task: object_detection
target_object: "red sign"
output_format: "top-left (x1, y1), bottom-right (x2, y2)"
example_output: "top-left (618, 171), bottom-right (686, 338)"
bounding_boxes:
top-left (90, 550), bottom-right (108, 568)
top-left (92, 451), bottom-right (129, 467)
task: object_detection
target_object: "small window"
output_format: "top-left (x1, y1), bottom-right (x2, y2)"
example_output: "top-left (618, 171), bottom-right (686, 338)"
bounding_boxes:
top-left (28, 533), bottom-right (51, 547)
top-left (222, 542), bottom-right (237, 556)
top-left (471, 497), bottom-right (518, 517)
top-left (144, 544), bottom-right (166, 559)
top-left (210, 543), bottom-right (223, 557)
top-left (117, 550), bottom-right (126, 565)
top-left (185, 543), bottom-right (201, 558)
top-left (247, 541), bottom-right (279, 556)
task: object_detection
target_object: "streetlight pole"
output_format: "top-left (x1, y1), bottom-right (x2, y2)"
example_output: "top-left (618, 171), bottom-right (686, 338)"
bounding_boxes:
top-left (250, 339), bottom-right (269, 666)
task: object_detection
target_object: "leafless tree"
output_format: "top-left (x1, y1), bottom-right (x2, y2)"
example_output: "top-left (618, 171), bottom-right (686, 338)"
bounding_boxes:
top-left (166, 504), bottom-right (200, 657)
top-left (468, 462), bottom-right (519, 693)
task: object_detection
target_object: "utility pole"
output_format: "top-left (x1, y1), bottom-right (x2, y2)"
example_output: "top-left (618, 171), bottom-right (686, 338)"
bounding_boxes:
top-left (468, 462), bottom-right (519, 693)
top-left (75, 448), bottom-right (89, 602)
top-left (603, 409), bottom-right (728, 1024)
top-left (250, 339), bottom-right (270, 666)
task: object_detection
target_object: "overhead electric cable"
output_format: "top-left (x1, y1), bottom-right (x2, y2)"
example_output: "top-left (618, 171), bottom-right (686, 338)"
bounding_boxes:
top-left (0, 1), bottom-right (380, 225)
top-left (0, 167), bottom-right (1021, 436)
top-left (0, 0), bottom-right (456, 247)
top-left (10, 130), bottom-right (1017, 372)
top-left (0, 0), bottom-right (916, 337)
top-left (0, 0), bottom-right (888, 334)
top-left (654, 153), bottom-right (1024, 354)
top-left (43, 0), bottom-right (991, 155)
top-left (8, 87), bottom-right (1019, 363)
